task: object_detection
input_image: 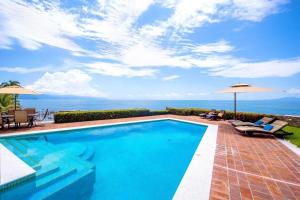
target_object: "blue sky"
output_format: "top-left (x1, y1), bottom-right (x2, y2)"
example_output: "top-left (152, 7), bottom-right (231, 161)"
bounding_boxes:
top-left (0, 0), bottom-right (299, 100)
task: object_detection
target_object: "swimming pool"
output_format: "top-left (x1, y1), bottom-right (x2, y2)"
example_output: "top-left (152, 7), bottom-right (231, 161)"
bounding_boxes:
top-left (0, 119), bottom-right (215, 200)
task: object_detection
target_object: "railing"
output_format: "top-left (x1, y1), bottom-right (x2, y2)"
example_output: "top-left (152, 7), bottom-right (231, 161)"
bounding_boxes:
top-left (36, 109), bottom-right (54, 122)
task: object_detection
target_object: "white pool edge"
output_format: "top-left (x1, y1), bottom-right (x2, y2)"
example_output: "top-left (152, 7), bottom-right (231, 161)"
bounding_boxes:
top-left (0, 144), bottom-right (36, 190)
top-left (173, 122), bottom-right (218, 200)
top-left (0, 117), bottom-right (218, 199)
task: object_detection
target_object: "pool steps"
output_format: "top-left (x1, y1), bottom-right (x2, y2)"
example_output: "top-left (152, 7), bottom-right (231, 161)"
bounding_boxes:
top-left (0, 138), bottom-right (95, 199)
top-left (1, 140), bottom-right (42, 170)
top-left (36, 166), bottom-right (77, 190)
top-left (56, 143), bottom-right (87, 157)
top-left (35, 165), bottom-right (60, 179)
top-left (30, 169), bottom-right (95, 200)
top-left (82, 146), bottom-right (95, 161)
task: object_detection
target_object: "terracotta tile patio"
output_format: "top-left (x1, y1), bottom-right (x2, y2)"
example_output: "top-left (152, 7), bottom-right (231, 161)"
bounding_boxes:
top-left (1, 114), bottom-right (299, 199)
top-left (210, 120), bottom-right (300, 200)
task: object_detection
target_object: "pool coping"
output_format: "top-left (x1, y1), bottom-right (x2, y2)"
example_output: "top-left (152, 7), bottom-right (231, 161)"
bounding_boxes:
top-left (173, 119), bottom-right (218, 200)
top-left (0, 117), bottom-right (218, 200)
top-left (0, 144), bottom-right (36, 191)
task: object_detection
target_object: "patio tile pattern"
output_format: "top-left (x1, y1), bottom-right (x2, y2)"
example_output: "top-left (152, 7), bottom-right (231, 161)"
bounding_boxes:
top-left (1, 115), bottom-right (299, 200)
top-left (210, 121), bottom-right (300, 200)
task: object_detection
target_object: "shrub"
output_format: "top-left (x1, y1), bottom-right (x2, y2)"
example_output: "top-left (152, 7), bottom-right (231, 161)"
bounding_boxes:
top-left (54, 107), bottom-right (277, 124)
top-left (149, 110), bottom-right (170, 115)
top-left (167, 107), bottom-right (211, 116)
top-left (166, 107), bottom-right (275, 122)
top-left (224, 110), bottom-right (274, 121)
top-left (54, 109), bottom-right (151, 123)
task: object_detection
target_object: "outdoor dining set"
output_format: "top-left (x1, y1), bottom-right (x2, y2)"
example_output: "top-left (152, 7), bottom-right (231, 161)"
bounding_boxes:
top-left (0, 108), bottom-right (39, 129)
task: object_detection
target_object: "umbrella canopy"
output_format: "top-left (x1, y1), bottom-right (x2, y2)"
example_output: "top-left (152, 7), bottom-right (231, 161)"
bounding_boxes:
top-left (0, 85), bottom-right (38, 95)
top-left (219, 83), bottom-right (273, 93)
top-left (219, 83), bottom-right (273, 119)
top-left (0, 85), bottom-right (39, 110)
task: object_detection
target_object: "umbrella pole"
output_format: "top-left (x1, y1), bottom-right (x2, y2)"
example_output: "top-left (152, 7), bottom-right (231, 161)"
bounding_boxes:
top-left (234, 92), bottom-right (236, 119)
top-left (14, 94), bottom-right (17, 110)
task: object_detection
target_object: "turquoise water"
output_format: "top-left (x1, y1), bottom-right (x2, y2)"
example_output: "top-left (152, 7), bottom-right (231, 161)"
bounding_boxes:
top-left (0, 120), bottom-right (207, 200)
top-left (20, 97), bottom-right (300, 115)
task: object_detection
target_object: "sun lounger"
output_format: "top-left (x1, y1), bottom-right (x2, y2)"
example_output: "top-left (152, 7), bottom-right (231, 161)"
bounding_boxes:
top-left (235, 120), bottom-right (290, 136)
top-left (230, 117), bottom-right (273, 127)
top-left (217, 110), bottom-right (225, 120)
top-left (207, 110), bottom-right (225, 120)
top-left (199, 109), bottom-right (216, 118)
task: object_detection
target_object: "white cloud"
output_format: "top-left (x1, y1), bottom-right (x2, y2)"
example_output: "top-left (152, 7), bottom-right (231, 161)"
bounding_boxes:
top-left (120, 42), bottom-right (191, 68)
top-left (286, 88), bottom-right (300, 95)
top-left (0, 0), bottom-right (294, 81)
top-left (27, 69), bottom-right (107, 97)
top-left (211, 57), bottom-right (300, 78)
top-left (162, 75), bottom-right (180, 81)
top-left (125, 92), bottom-right (182, 99)
top-left (164, 0), bottom-right (225, 33)
top-left (0, 66), bottom-right (51, 73)
top-left (0, 0), bottom-right (84, 52)
top-left (188, 55), bottom-right (242, 69)
top-left (0, 0), bottom-right (288, 54)
top-left (232, 0), bottom-right (288, 22)
top-left (187, 92), bottom-right (210, 96)
top-left (86, 62), bottom-right (157, 77)
top-left (81, 0), bottom-right (154, 46)
top-left (0, 32), bottom-right (12, 49)
top-left (192, 40), bottom-right (234, 54)
top-left (152, 0), bottom-right (288, 37)
top-left (125, 91), bottom-right (210, 99)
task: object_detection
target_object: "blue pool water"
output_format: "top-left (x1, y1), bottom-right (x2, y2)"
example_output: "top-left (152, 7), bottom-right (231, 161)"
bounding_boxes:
top-left (0, 120), bottom-right (207, 200)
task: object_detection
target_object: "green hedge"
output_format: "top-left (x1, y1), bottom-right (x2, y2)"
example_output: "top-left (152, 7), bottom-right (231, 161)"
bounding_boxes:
top-left (54, 106), bottom-right (277, 124)
top-left (166, 107), bottom-right (275, 122)
top-left (166, 107), bottom-right (210, 116)
top-left (54, 109), bottom-right (169, 123)
top-left (149, 110), bottom-right (170, 115)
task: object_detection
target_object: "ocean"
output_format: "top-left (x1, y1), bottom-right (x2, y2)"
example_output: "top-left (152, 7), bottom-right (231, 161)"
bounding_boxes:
top-left (20, 96), bottom-right (300, 116)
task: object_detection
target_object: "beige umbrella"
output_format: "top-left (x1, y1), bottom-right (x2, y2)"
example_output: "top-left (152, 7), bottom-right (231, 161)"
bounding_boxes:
top-left (219, 83), bottom-right (273, 119)
top-left (0, 85), bottom-right (39, 110)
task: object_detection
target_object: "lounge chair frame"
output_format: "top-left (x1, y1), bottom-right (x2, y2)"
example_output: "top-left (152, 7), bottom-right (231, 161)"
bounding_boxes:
top-left (230, 117), bottom-right (274, 127)
top-left (235, 120), bottom-right (290, 137)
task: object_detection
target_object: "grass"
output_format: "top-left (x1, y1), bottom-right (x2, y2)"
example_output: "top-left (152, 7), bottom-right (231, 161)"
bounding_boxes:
top-left (282, 126), bottom-right (300, 148)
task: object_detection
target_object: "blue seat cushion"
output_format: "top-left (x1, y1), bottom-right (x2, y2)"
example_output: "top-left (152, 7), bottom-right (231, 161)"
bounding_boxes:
top-left (255, 120), bottom-right (263, 126)
top-left (264, 124), bottom-right (273, 131)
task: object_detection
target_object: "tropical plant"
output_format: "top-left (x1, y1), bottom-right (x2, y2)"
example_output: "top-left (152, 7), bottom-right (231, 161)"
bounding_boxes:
top-left (0, 94), bottom-right (14, 111)
top-left (0, 80), bottom-right (20, 87)
top-left (0, 80), bottom-right (21, 111)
